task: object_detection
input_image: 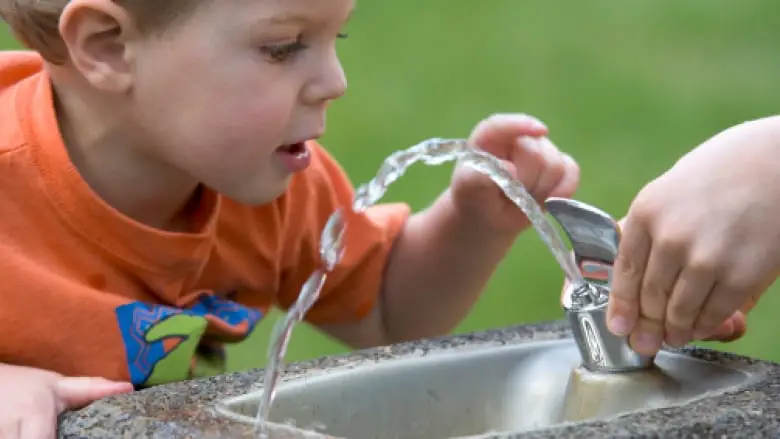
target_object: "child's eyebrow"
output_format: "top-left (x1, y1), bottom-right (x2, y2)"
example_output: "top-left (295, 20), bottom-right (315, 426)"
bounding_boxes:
top-left (265, 12), bottom-right (310, 25)
top-left (263, 4), bottom-right (355, 26)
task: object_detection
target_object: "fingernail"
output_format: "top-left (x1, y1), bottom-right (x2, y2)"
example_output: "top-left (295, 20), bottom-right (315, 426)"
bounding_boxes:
top-left (609, 316), bottom-right (629, 335)
top-left (634, 331), bottom-right (660, 353)
top-left (531, 119), bottom-right (548, 131)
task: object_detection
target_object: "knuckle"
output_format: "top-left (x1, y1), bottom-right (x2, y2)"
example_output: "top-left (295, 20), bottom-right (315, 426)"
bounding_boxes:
top-left (627, 201), bottom-right (652, 225)
top-left (655, 230), bottom-right (689, 255)
top-left (641, 278), bottom-right (669, 304)
top-left (544, 159), bottom-right (566, 185)
top-left (687, 252), bottom-right (720, 276)
top-left (640, 288), bottom-right (670, 322)
top-left (614, 253), bottom-right (641, 280)
top-left (667, 297), bottom-right (697, 320)
top-left (629, 185), bottom-right (660, 221)
top-left (666, 302), bottom-right (697, 329)
top-left (720, 271), bottom-right (753, 294)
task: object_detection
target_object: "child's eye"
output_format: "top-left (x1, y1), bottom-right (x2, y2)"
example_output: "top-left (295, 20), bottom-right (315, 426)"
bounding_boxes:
top-left (260, 36), bottom-right (308, 63)
top-left (260, 33), bottom-right (348, 63)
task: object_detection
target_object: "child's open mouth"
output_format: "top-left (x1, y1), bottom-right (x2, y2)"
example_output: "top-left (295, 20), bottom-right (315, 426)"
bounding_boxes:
top-left (275, 142), bottom-right (311, 173)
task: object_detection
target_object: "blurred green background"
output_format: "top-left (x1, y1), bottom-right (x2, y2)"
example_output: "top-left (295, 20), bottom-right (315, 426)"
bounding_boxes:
top-left (2, 1), bottom-right (779, 371)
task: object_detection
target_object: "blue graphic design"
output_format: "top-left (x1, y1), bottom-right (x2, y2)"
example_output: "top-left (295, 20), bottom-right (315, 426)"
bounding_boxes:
top-left (115, 293), bottom-right (263, 387)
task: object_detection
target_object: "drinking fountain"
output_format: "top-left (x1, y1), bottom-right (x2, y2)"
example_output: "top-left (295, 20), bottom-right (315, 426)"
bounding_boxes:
top-left (545, 197), bottom-right (654, 372)
top-left (214, 198), bottom-right (753, 439)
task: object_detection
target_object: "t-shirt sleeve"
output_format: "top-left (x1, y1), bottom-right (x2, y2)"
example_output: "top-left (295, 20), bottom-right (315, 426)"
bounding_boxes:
top-left (275, 141), bottom-right (411, 326)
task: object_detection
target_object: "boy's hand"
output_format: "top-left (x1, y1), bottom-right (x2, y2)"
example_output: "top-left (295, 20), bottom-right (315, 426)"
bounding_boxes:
top-left (450, 114), bottom-right (580, 234)
top-left (560, 276), bottom-right (749, 343)
top-left (606, 117), bottom-right (780, 356)
top-left (0, 363), bottom-right (133, 439)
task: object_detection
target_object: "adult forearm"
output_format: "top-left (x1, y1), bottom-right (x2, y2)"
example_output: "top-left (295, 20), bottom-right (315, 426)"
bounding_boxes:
top-left (379, 189), bottom-right (519, 342)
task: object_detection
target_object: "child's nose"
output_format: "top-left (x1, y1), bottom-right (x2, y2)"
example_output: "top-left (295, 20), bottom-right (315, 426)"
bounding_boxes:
top-left (303, 54), bottom-right (347, 105)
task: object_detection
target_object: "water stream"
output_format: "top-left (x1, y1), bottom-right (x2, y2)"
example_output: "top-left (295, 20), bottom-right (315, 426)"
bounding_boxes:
top-left (254, 136), bottom-right (583, 437)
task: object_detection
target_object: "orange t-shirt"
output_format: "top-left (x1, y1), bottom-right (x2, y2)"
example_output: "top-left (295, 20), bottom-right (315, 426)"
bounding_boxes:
top-left (0, 51), bottom-right (410, 387)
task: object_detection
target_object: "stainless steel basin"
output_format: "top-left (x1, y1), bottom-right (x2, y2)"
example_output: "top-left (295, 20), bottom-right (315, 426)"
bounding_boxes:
top-left (217, 339), bottom-right (751, 439)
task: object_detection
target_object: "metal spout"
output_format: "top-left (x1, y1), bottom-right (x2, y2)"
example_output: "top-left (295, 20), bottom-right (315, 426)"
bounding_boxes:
top-left (545, 197), bottom-right (654, 372)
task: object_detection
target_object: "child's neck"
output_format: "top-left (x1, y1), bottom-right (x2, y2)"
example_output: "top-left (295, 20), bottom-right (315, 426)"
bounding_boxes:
top-left (52, 81), bottom-right (205, 233)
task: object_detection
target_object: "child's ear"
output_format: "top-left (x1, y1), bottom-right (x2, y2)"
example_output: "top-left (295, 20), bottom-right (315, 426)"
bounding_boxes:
top-left (59, 0), bottom-right (138, 93)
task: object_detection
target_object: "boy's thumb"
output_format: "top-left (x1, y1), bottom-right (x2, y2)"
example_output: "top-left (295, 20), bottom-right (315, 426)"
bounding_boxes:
top-left (55, 377), bottom-right (134, 410)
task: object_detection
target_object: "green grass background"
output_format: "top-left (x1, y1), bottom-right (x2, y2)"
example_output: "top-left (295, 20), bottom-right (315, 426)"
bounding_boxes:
top-left (3, 1), bottom-right (780, 372)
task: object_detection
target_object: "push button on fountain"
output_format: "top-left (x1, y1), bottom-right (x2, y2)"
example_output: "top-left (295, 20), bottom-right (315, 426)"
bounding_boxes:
top-left (580, 260), bottom-right (612, 284)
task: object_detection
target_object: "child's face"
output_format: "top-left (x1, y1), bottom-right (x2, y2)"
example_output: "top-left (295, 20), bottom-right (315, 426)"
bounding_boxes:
top-left (115, 0), bottom-right (351, 204)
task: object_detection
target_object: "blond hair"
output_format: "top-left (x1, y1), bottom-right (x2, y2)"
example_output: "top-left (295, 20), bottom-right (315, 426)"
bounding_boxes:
top-left (0, 0), bottom-right (199, 65)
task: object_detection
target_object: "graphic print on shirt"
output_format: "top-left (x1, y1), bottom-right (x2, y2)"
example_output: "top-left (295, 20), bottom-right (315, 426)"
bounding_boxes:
top-left (114, 293), bottom-right (263, 387)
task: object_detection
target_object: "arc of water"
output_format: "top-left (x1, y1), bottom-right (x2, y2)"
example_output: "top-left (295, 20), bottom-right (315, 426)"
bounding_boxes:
top-left (255, 137), bottom-right (584, 436)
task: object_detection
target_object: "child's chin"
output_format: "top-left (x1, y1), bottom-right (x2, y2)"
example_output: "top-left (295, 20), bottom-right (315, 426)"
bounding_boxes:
top-left (230, 178), bottom-right (292, 206)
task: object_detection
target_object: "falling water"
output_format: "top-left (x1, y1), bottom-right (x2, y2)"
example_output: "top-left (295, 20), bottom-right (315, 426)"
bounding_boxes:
top-left (254, 137), bottom-right (584, 437)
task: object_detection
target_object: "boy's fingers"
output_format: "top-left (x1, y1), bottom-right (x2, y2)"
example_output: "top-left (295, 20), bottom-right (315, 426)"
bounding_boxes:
top-left (548, 153), bottom-right (580, 199)
top-left (56, 377), bottom-right (134, 411)
top-left (633, 245), bottom-right (681, 354)
top-left (665, 267), bottom-right (715, 347)
top-left (469, 113), bottom-right (549, 149)
top-left (607, 218), bottom-right (651, 336)
top-left (695, 255), bottom-right (771, 340)
top-left (693, 281), bottom-right (742, 340)
top-left (701, 311), bottom-right (747, 342)
top-left (510, 137), bottom-right (544, 191)
top-left (528, 139), bottom-right (566, 200)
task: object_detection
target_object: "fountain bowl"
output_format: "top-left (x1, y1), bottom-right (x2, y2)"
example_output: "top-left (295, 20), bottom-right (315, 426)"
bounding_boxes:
top-left (58, 320), bottom-right (780, 439)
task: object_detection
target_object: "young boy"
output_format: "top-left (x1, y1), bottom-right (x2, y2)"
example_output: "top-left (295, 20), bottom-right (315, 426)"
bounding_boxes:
top-left (0, 0), bottom-right (580, 436)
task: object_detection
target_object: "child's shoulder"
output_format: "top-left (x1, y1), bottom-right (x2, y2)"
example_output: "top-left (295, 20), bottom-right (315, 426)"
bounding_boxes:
top-left (0, 50), bottom-right (45, 155)
top-left (0, 50), bottom-right (44, 87)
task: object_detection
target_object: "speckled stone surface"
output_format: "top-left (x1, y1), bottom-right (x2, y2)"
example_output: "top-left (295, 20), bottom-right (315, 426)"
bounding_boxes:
top-left (59, 319), bottom-right (780, 438)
